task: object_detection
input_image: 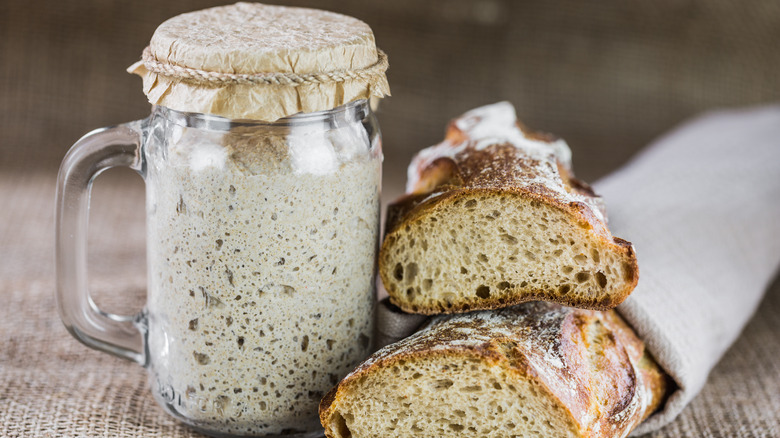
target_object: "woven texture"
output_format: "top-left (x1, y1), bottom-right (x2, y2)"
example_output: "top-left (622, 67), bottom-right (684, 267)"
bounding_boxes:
top-left (1, 171), bottom-right (778, 437)
top-left (3, 110), bottom-right (780, 437)
top-left (2, 0), bottom-right (780, 435)
top-left (3, 0), bottom-right (780, 187)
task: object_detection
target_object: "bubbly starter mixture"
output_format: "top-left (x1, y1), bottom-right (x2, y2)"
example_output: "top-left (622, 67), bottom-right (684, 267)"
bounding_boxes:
top-left (144, 122), bottom-right (379, 436)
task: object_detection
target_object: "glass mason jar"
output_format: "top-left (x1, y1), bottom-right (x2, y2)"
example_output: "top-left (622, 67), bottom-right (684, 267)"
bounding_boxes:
top-left (56, 100), bottom-right (380, 437)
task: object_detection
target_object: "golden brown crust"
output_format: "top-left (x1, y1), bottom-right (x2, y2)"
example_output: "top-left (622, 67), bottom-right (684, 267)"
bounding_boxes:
top-left (319, 303), bottom-right (668, 437)
top-left (380, 103), bottom-right (639, 314)
top-left (393, 141), bottom-right (613, 244)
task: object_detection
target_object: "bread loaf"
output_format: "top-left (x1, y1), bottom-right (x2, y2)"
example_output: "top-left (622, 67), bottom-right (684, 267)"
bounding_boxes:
top-left (379, 102), bottom-right (638, 314)
top-left (319, 302), bottom-right (668, 438)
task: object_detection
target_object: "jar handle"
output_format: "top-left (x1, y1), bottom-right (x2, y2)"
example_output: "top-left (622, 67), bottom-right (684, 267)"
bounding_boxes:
top-left (55, 121), bottom-right (147, 365)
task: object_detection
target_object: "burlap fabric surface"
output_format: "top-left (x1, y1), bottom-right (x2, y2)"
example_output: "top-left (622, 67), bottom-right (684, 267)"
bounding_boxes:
top-left (1, 110), bottom-right (779, 437)
top-left (2, 1), bottom-right (780, 435)
top-left (5, 0), bottom-right (780, 191)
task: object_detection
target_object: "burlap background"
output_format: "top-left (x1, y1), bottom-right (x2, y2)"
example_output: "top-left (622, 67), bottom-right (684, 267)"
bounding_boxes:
top-left (1, 0), bottom-right (779, 436)
top-left (1, 173), bottom-right (778, 437)
top-left (3, 0), bottom-right (780, 191)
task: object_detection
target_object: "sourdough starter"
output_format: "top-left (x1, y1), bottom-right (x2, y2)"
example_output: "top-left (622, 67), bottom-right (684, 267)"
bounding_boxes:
top-left (145, 123), bottom-right (379, 435)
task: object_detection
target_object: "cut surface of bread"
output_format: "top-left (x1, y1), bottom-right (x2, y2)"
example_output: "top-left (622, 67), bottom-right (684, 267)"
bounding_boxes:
top-left (319, 303), bottom-right (668, 438)
top-left (380, 102), bottom-right (638, 314)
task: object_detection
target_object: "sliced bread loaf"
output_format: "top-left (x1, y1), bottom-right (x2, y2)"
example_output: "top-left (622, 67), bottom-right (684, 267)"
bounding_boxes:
top-left (319, 302), bottom-right (668, 438)
top-left (380, 102), bottom-right (638, 314)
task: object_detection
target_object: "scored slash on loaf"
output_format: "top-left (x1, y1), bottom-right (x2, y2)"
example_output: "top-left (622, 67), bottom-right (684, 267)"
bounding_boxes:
top-left (319, 302), bottom-right (668, 438)
top-left (379, 102), bottom-right (639, 314)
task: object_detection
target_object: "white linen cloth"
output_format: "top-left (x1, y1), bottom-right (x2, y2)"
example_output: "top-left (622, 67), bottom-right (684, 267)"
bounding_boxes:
top-left (375, 105), bottom-right (780, 434)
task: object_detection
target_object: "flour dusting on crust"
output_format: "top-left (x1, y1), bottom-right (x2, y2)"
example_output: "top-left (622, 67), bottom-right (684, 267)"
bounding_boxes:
top-left (405, 102), bottom-right (606, 225)
top-left (334, 302), bottom-right (664, 438)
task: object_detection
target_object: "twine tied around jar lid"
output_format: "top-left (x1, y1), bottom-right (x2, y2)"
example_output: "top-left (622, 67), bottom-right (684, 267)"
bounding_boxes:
top-left (128, 2), bottom-right (390, 121)
top-left (141, 46), bottom-right (389, 87)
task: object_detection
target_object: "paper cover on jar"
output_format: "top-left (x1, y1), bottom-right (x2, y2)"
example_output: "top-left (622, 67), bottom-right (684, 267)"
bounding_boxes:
top-left (127, 2), bottom-right (390, 121)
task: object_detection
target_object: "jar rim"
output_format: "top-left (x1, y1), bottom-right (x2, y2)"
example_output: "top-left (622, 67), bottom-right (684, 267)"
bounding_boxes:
top-left (156, 99), bottom-right (370, 130)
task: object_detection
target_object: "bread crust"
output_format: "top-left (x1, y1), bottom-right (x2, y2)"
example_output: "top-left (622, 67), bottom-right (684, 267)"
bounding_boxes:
top-left (319, 303), bottom-right (668, 438)
top-left (380, 103), bottom-right (639, 314)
